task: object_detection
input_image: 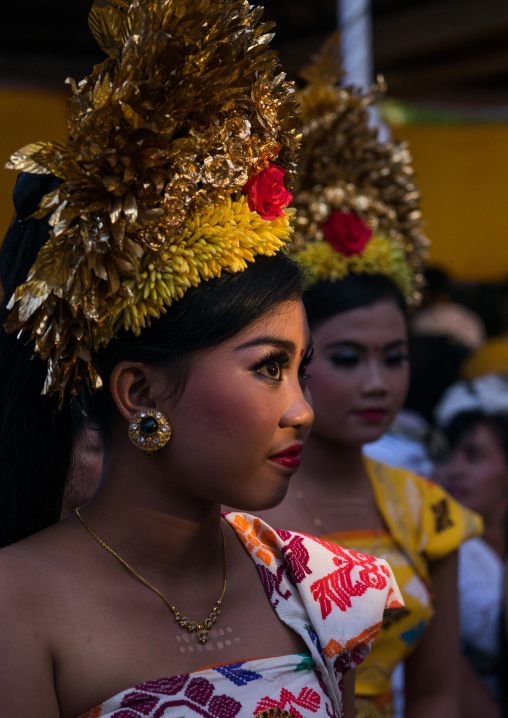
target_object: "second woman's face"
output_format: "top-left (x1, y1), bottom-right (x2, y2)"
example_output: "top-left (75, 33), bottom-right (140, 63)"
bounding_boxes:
top-left (158, 299), bottom-right (314, 511)
top-left (307, 299), bottom-right (409, 447)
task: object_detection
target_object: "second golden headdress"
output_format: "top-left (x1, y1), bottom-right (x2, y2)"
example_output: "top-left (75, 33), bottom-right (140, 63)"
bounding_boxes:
top-left (291, 34), bottom-right (428, 303)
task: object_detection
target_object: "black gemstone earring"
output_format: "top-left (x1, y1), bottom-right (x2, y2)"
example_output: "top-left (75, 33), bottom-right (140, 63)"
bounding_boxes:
top-left (128, 409), bottom-right (172, 455)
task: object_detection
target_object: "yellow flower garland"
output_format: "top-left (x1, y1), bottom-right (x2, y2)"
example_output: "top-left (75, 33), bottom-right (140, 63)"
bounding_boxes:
top-left (111, 195), bottom-right (294, 335)
top-left (295, 236), bottom-right (413, 298)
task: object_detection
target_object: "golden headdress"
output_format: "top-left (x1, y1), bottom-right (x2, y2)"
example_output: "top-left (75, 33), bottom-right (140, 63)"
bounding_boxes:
top-left (291, 33), bottom-right (428, 303)
top-left (4, 0), bottom-right (300, 398)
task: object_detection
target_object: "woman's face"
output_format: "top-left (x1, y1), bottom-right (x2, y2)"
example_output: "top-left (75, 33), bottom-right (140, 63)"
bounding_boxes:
top-left (433, 422), bottom-right (508, 519)
top-left (307, 298), bottom-right (409, 447)
top-left (157, 299), bottom-right (314, 511)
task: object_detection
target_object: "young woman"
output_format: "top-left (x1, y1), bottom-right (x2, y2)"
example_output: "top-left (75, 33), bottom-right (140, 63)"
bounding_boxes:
top-left (262, 274), bottom-right (482, 718)
top-left (0, 3), bottom-right (401, 717)
top-left (260, 39), bottom-right (482, 718)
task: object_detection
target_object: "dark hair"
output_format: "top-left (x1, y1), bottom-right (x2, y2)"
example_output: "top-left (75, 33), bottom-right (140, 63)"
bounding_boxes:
top-left (444, 410), bottom-right (508, 466)
top-left (423, 266), bottom-right (450, 297)
top-left (304, 272), bottom-right (407, 329)
top-left (85, 252), bottom-right (304, 435)
top-left (0, 173), bottom-right (74, 547)
top-left (0, 172), bottom-right (304, 547)
top-left (404, 334), bottom-right (471, 425)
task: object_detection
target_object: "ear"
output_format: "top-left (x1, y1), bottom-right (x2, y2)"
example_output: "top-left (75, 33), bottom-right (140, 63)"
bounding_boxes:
top-left (109, 362), bottom-right (159, 423)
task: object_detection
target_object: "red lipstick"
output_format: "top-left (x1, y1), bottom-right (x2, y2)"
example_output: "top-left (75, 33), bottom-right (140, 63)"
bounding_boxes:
top-left (354, 408), bottom-right (388, 423)
top-left (268, 444), bottom-right (303, 471)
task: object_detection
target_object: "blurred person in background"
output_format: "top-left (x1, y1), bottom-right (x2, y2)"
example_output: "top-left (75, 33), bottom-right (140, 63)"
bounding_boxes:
top-left (412, 266), bottom-right (486, 351)
top-left (364, 333), bottom-right (470, 478)
top-left (259, 40), bottom-right (482, 718)
top-left (433, 376), bottom-right (508, 718)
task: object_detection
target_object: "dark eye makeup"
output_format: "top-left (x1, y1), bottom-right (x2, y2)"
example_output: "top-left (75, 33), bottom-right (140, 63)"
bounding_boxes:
top-left (252, 349), bottom-right (291, 381)
top-left (251, 345), bottom-right (314, 383)
top-left (329, 350), bottom-right (360, 368)
top-left (384, 350), bottom-right (409, 367)
top-left (328, 346), bottom-right (408, 369)
top-left (298, 346), bottom-right (314, 382)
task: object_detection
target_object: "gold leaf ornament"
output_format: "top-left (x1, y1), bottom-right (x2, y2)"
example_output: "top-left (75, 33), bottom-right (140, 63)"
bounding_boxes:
top-left (88, 0), bottom-right (132, 58)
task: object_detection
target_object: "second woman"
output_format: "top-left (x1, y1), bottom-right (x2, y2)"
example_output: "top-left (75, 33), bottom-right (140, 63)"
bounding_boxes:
top-left (261, 39), bottom-right (482, 718)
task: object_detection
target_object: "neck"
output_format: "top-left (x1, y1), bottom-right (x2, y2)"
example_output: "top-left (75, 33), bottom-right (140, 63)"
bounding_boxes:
top-left (78, 445), bottom-right (224, 581)
top-left (482, 526), bottom-right (506, 560)
top-left (298, 432), bottom-right (367, 490)
top-left (481, 503), bottom-right (508, 559)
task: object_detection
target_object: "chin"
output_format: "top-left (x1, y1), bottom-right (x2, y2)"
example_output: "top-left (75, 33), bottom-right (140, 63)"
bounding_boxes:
top-left (224, 481), bottom-right (290, 514)
top-left (362, 432), bottom-right (386, 445)
top-left (357, 425), bottom-right (390, 444)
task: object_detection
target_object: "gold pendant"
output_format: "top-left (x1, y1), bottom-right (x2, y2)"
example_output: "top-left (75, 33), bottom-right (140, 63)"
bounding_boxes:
top-left (174, 605), bottom-right (221, 644)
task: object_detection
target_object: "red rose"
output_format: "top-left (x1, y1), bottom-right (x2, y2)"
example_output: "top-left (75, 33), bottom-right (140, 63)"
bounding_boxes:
top-left (242, 164), bottom-right (293, 220)
top-left (322, 212), bottom-right (372, 256)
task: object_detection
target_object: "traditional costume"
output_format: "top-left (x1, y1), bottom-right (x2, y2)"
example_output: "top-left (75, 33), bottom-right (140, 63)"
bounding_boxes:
top-left (286, 36), bottom-right (482, 716)
top-left (320, 459), bottom-right (482, 714)
top-left (76, 512), bottom-right (403, 718)
top-left (4, 4), bottom-right (403, 717)
top-left (434, 375), bottom-right (508, 701)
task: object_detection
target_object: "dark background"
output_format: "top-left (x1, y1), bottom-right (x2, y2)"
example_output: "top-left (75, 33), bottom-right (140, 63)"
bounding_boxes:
top-left (2, 0), bottom-right (508, 107)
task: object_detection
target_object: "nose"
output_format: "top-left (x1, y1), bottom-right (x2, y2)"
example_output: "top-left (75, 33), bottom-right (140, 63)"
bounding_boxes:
top-left (280, 383), bottom-right (314, 432)
top-left (437, 454), bottom-right (467, 484)
top-left (362, 358), bottom-right (389, 395)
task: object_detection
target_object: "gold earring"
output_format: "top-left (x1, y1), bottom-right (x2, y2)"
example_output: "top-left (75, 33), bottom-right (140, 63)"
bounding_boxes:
top-left (128, 409), bottom-right (171, 456)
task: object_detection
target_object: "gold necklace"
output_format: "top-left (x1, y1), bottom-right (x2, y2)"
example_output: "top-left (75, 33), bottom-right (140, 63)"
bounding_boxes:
top-left (75, 507), bottom-right (227, 644)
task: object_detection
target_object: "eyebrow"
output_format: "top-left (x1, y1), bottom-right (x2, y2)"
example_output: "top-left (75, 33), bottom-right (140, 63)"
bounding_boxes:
top-left (236, 337), bottom-right (296, 353)
top-left (324, 339), bottom-right (407, 351)
top-left (236, 337), bottom-right (313, 355)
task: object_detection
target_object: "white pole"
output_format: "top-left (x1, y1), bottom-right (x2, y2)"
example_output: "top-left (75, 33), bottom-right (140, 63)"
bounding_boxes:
top-left (338, 0), bottom-right (374, 89)
top-left (337, 0), bottom-right (389, 138)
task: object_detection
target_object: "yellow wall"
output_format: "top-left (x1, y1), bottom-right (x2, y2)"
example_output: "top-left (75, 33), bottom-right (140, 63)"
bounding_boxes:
top-left (392, 123), bottom-right (508, 282)
top-left (0, 88), bottom-right (68, 239)
top-left (2, 88), bottom-right (508, 282)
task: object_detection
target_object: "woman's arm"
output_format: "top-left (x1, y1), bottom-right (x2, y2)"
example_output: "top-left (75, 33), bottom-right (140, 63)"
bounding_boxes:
top-left (404, 551), bottom-right (460, 718)
top-left (343, 668), bottom-right (356, 718)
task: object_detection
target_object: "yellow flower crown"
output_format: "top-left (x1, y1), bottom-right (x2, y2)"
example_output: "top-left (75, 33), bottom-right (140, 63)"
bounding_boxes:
top-left (290, 33), bottom-right (428, 302)
top-left (296, 236), bottom-right (413, 298)
top-left (4, 0), bottom-right (300, 398)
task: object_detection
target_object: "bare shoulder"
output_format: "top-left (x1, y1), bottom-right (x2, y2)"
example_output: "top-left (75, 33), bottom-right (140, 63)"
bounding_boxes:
top-left (0, 518), bottom-right (84, 642)
top-left (0, 522), bottom-right (77, 717)
top-left (0, 517), bottom-right (79, 591)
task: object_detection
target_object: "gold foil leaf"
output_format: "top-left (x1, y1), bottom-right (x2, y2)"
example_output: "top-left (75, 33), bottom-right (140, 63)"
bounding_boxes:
top-left (291, 34), bottom-right (428, 305)
top-left (88, 0), bottom-right (131, 57)
top-left (6, 143), bottom-right (56, 174)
